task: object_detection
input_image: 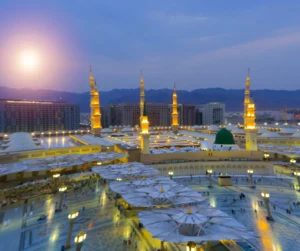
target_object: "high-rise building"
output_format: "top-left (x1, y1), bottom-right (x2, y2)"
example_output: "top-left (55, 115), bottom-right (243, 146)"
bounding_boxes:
top-left (102, 103), bottom-right (169, 127)
top-left (102, 102), bottom-right (225, 127)
top-left (116, 103), bottom-right (140, 126)
top-left (101, 105), bottom-right (117, 128)
top-left (181, 104), bottom-right (196, 126)
top-left (243, 70), bottom-right (258, 151)
top-left (0, 99), bottom-right (80, 133)
top-left (89, 66), bottom-right (102, 136)
top-left (195, 103), bottom-right (225, 125)
top-left (147, 103), bottom-right (169, 127)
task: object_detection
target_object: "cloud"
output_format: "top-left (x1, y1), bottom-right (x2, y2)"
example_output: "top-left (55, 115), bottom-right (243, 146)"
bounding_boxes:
top-left (199, 32), bottom-right (300, 61)
top-left (185, 34), bottom-right (228, 44)
top-left (150, 11), bottom-right (208, 24)
top-left (88, 30), bottom-right (300, 84)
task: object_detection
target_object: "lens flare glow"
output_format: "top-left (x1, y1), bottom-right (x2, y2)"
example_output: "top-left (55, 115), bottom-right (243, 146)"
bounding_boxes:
top-left (20, 50), bottom-right (40, 72)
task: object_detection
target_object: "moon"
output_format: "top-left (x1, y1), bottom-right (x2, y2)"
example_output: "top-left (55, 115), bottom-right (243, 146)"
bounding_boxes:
top-left (20, 50), bottom-right (40, 72)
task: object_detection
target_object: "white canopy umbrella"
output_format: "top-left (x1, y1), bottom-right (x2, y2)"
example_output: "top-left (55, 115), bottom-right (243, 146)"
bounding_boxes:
top-left (0, 152), bottom-right (126, 176)
top-left (109, 176), bottom-right (175, 194)
top-left (92, 162), bottom-right (160, 180)
top-left (121, 183), bottom-right (207, 207)
top-left (139, 205), bottom-right (254, 243)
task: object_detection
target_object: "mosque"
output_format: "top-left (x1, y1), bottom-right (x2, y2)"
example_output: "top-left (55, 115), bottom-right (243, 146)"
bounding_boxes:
top-left (1, 68), bottom-right (298, 183)
top-left (87, 68), bottom-right (272, 177)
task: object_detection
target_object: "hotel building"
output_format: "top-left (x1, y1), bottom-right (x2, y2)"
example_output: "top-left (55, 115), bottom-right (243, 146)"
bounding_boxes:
top-left (0, 99), bottom-right (80, 133)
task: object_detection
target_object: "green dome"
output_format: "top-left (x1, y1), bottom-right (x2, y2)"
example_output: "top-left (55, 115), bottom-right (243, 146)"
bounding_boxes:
top-left (214, 128), bottom-right (235, 145)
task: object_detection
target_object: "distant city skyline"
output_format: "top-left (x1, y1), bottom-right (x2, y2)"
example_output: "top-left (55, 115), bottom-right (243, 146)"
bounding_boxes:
top-left (1, 1), bottom-right (300, 92)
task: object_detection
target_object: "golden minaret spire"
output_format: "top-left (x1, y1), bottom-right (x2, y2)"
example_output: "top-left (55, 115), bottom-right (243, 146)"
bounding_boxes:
top-left (140, 101), bottom-right (150, 154)
top-left (89, 65), bottom-right (102, 137)
top-left (140, 70), bottom-right (145, 128)
top-left (243, 69), bottom-right (257, 151)
top-left (244, 68), bottom-right (251, 128)
top-left (172, 83), bottom-right (179, 134)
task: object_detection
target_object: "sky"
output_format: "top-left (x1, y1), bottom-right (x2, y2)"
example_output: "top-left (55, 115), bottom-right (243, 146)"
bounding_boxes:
top-left (1, 0), bottom-right (300, 92)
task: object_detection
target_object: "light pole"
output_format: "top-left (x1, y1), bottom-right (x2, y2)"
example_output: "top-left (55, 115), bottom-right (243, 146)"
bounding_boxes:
top-left (261, 191), bottom-right (273, 221)
top-left (52, 173), bottom-right (60, 192)
top-left (264, 153), bottom-right (269, 161)
top-left (186, 241), bottom-right (197, 251)
top-left (247, 169), bottom-right (255, 188)
top-left (294, 172), bottom-right (300, 191)
top-left (168, 171), bottom-right (174, 180)
top-left (207, 169), bottom-right (213, 188)
top-left (74, 231), bottom-right (87, 251)
top-left (57, 186), bottom-right (67, 212)
top-left (65, 211), bottom-right (79, 249)
top-left (290, 159), bottom-right (296, 166)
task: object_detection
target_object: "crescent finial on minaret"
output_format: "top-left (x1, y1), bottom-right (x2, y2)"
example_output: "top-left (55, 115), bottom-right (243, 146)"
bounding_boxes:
top-left (247, 68), bottom-right (250, 77)
top-left (174, 82), bottom-right (176, 91)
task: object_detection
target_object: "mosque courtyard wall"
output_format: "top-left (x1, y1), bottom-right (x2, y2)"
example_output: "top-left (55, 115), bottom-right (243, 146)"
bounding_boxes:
top-left (140, 150), bottom-right (273, 175)
top-left (140, 150), bottom-right (263, 164)
top-left (153, 160), bottom-right (274, 176)
top-left (0, 145), bottom-right (103, 164)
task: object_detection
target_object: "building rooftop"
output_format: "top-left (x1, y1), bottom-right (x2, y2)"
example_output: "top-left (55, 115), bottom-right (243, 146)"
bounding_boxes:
top-left (0, 99), bottom-right (70, 104)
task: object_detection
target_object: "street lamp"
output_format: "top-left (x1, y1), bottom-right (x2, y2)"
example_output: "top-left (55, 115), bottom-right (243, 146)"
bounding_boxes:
top-left (168, 171), bottom-right (174, 180)
top-left (247, 169), bottom-right (255, 189)
top-left (294, 172), bottom-right (300, 191)
top-left (52, 173), bottom-right (60, 191)
top-left (65, 211), bottom-right (79, 249)
top-left (186, 241), bottom-right (197, 251)
top-left (74, 231), bottom-right (87, 251)
top-left (264, 153), bottom-right (269, 161)
top-left (261, 191), bottom-right (273, 221)
top-left (207, 169), bottom-right (213, 188)
top-left (57, 186), bottom-right (67, 212)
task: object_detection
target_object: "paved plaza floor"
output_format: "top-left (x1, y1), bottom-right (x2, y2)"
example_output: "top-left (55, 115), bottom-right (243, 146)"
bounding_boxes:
top-left (1, 175), bottom-right (300, 251)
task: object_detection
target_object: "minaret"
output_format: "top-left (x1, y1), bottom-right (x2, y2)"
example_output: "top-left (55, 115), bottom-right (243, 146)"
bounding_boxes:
top-left (89, 66), bottom-right (102, 137)
top-left (140, 70), bottom-right (145, 128)
top-left (140, 101), bottom-right (150, 154)
top-left (244, 69), bottom-right (257, 151)
top-left (172, 83), bottom-right (179, 134)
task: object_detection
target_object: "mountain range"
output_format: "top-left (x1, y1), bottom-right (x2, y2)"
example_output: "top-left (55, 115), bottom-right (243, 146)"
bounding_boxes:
top-left (0, 86), bottom-right (299, 112)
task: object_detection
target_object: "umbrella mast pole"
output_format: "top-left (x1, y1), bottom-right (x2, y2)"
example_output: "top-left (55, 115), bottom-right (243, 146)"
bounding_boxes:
top-left (161, 241), bottom-right (165, 251)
